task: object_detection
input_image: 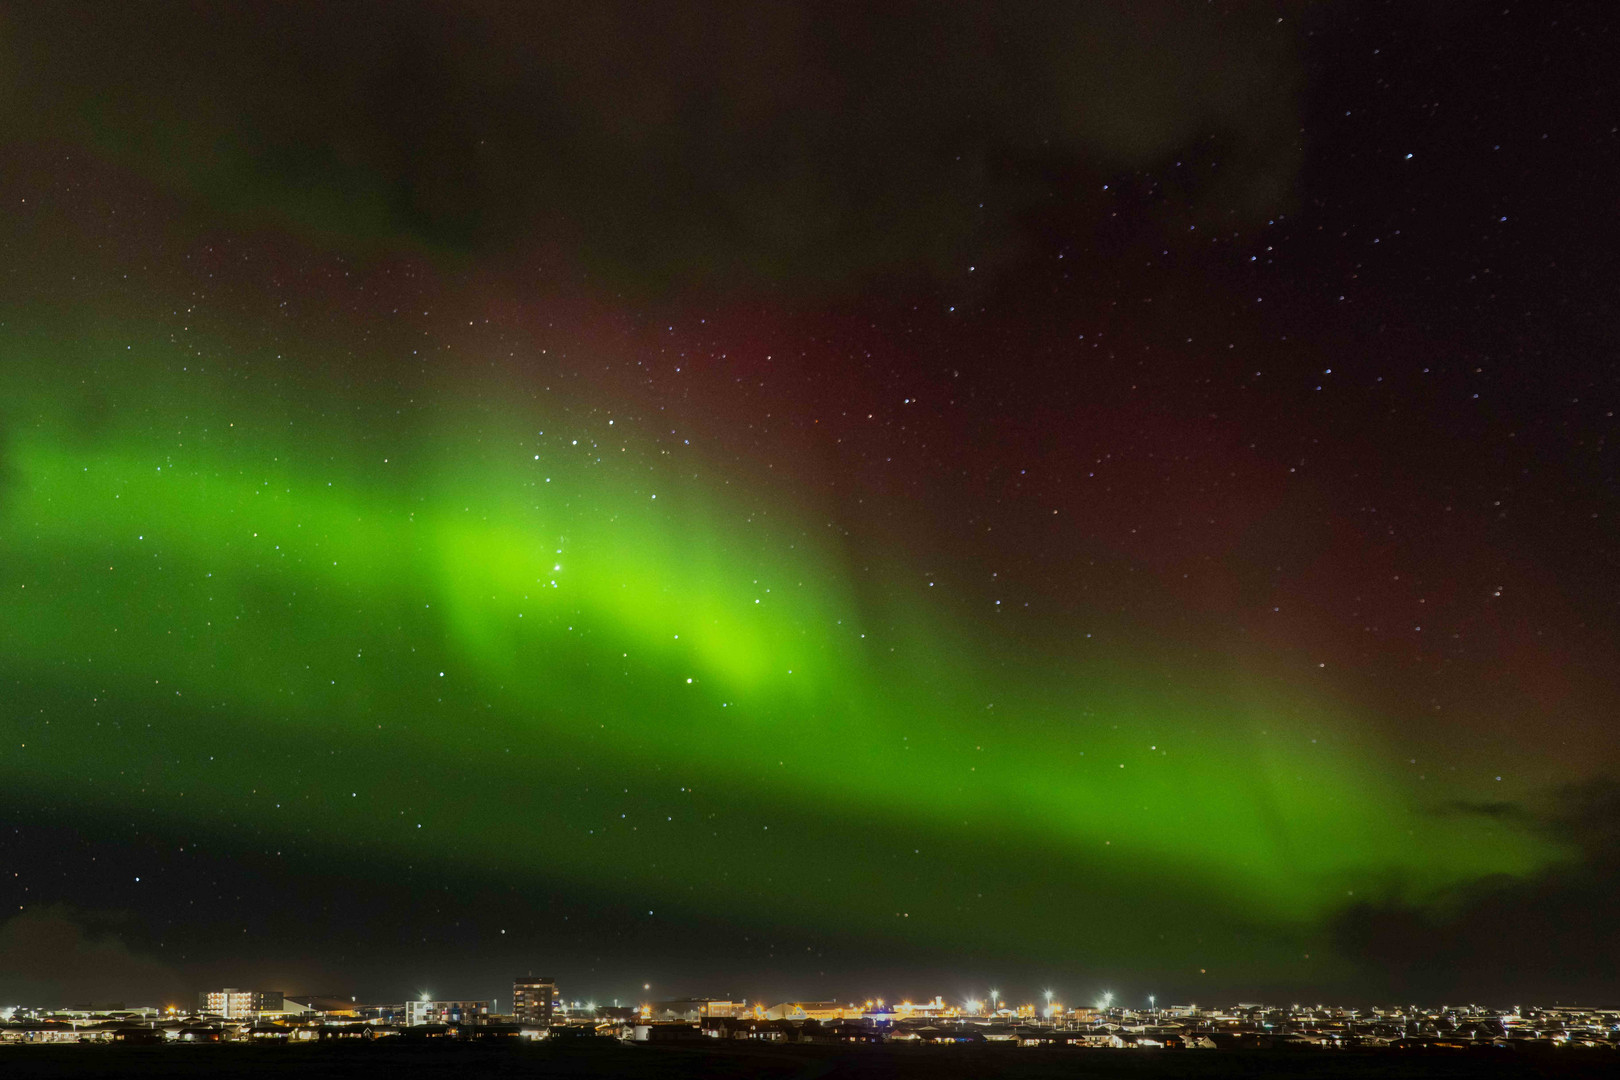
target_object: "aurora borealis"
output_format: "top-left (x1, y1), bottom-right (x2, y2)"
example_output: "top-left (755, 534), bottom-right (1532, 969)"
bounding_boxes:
top-left (3, 2), bottom-right (1619, 1009)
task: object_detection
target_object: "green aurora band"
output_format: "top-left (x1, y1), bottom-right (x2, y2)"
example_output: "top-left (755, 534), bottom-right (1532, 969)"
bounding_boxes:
top-left (1, 331), bottom-right (1559, 982)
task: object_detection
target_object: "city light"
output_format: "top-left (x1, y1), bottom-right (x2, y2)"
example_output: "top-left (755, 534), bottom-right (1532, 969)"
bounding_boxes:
top-left (0, 991), bottom-right (1610, 1052)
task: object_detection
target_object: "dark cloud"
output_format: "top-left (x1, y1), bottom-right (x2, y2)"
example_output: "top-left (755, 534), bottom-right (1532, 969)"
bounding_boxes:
top-left (1436, 800), bottom-right (1531, 823)
top-left (1330, 779), bottom-right (1620, 1002)
top-left (2, 1), bottom-right (1302, 289)
top-left (0, 906), bottom-right (188, 1008)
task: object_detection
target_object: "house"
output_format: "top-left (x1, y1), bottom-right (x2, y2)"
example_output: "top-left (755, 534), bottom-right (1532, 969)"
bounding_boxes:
top-left (701, 1016), bottom-right (790, 1041)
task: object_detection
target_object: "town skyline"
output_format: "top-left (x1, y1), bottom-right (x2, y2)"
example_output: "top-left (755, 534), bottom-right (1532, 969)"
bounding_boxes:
top-left (4, 0), bottom-right (1618, 1012)
top-left (6, 988), bottom-right (1617, 1056)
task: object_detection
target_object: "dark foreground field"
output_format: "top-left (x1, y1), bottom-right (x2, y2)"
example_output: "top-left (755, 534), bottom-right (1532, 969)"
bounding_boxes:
top-left (1, 1041), bottom-right (1616, 1080)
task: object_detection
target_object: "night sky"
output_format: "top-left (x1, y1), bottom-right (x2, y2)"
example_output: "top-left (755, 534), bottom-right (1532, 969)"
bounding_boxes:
top-left (2, 2), bottom-right (1618, 1011)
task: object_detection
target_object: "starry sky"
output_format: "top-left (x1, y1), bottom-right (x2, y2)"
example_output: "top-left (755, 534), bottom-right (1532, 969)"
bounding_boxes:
top-left (2, 1), bottom-right (1618, 1011)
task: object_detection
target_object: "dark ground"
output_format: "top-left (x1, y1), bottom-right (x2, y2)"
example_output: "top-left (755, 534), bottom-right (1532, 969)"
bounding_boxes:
top-left (0, 1042), bottom-right (1615, 1080)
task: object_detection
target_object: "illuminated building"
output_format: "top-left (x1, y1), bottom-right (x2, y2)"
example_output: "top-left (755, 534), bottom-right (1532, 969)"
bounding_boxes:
top-left (763, 1001), bottom-right (847, 1021)
top-left (650, 999), bottom-right (741, 1021)
top-left (197, 989), bottom-right (283, 1018)
top-left (893, 996), bottom-right (948, 1019)
top-left (513, 976), bottom-right (556, 1026)
top-left (404, 999), bottom-right (489, 1026)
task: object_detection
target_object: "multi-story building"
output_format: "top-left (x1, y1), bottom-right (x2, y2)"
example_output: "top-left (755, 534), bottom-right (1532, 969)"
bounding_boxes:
top-left (198, 989), bottom-right (283, 1018)
top-left (513, 976), bottom-right (556, 1026)
top-left (405, 999), bottom-right (488, 1027)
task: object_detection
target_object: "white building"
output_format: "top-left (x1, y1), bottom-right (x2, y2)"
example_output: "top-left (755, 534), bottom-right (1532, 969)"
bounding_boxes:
top-left (405, 999), bottom-right (489, 1026)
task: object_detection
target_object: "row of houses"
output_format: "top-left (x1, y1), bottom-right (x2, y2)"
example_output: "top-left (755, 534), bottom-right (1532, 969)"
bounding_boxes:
top-left (0, 1018), bottom-right (558, 1045)
top-left (6, 998), bottom-right (1615, 1053)
top-left (628, 1013), bottom-right (1620, 1052)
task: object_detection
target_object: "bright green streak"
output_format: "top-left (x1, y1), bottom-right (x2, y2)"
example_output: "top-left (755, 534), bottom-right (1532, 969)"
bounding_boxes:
top-left (0, 343), bottom-right (1557, 975)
